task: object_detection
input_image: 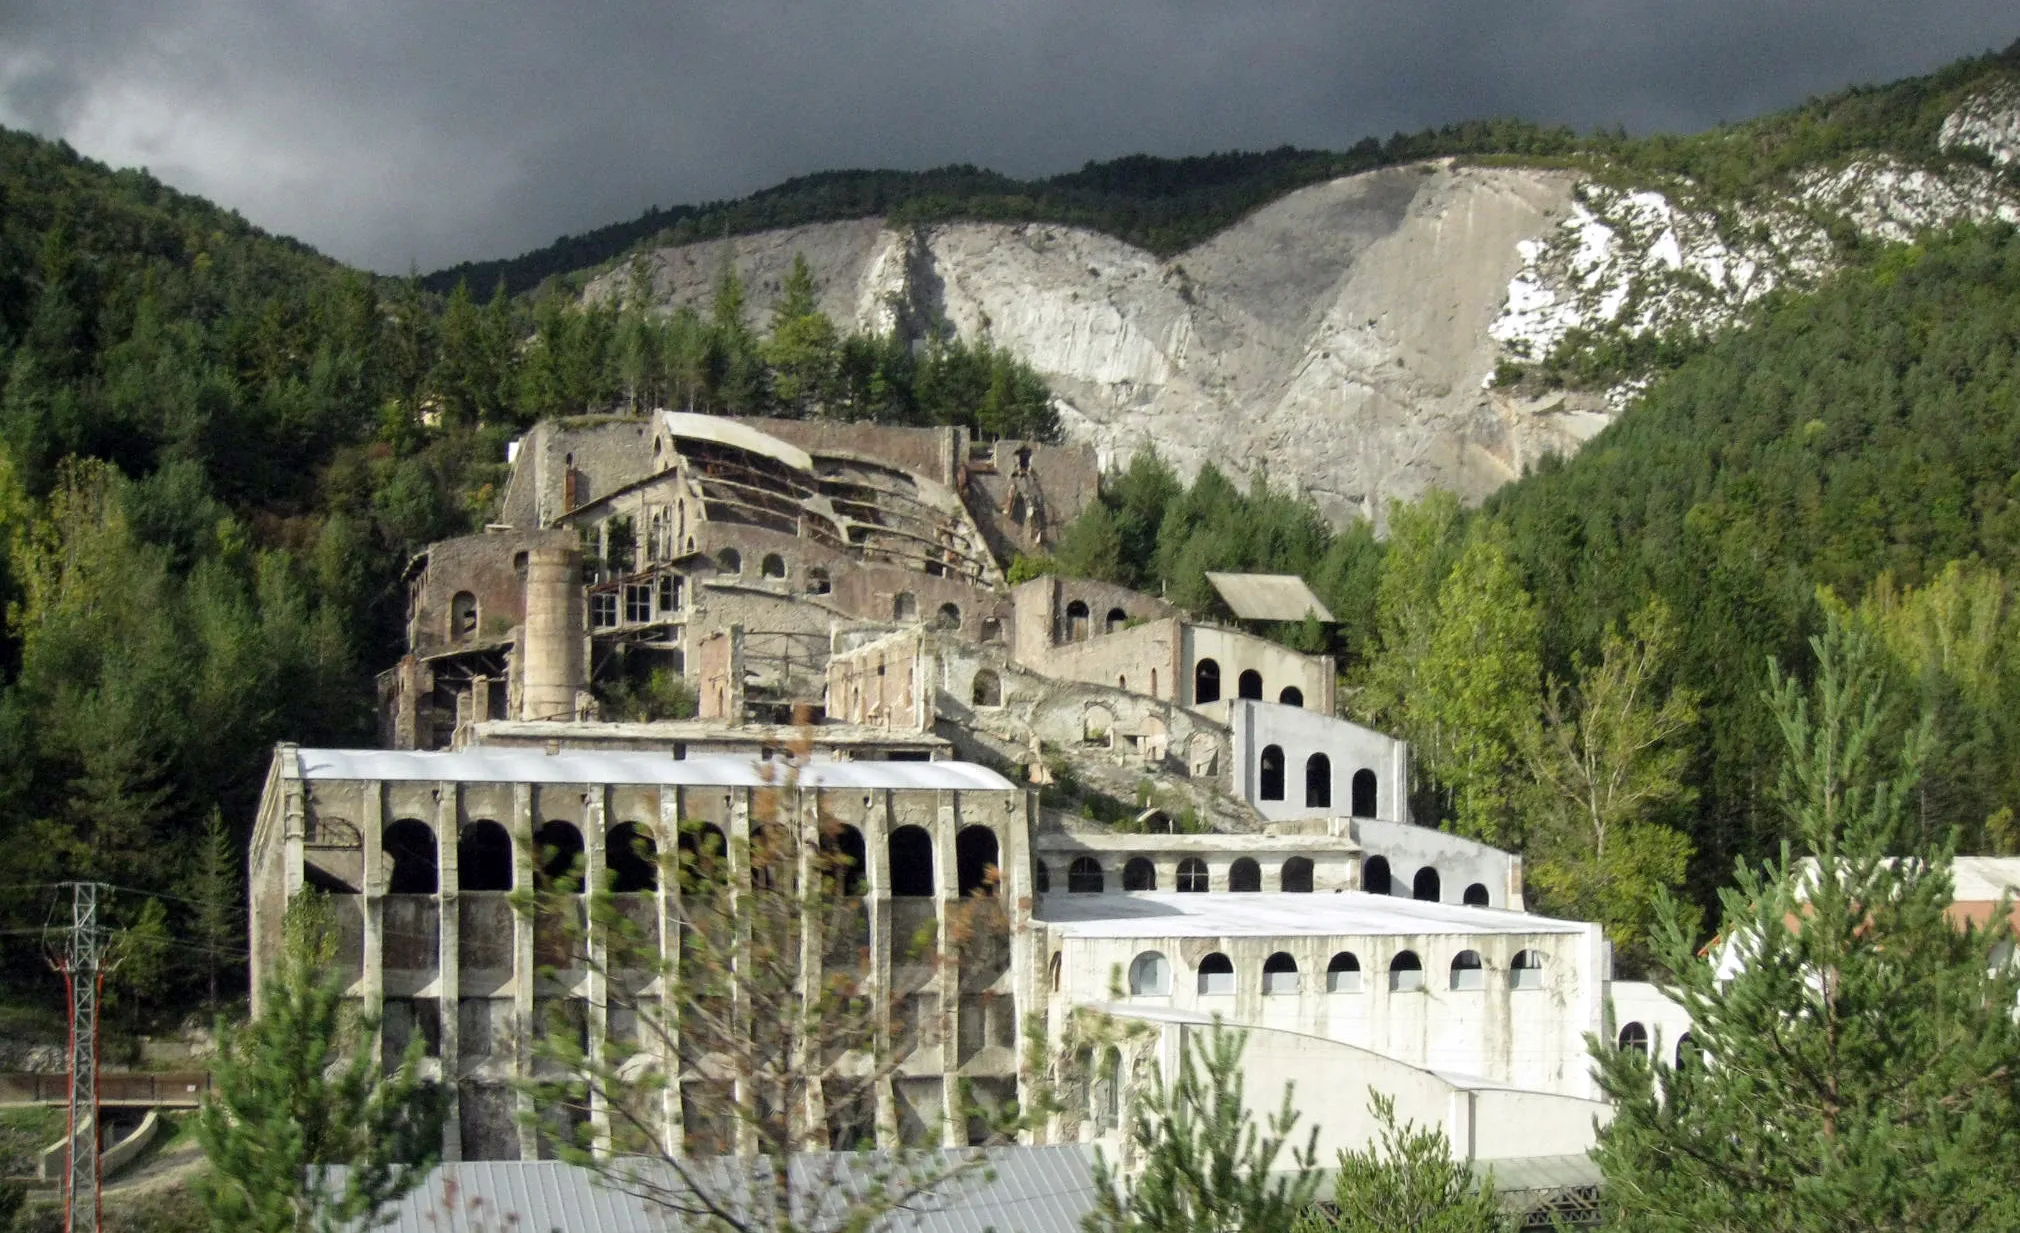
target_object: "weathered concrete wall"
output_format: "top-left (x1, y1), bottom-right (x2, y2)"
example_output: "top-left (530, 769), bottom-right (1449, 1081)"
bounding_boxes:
top-left (500, 417), bottom-right (661, 530)
top-left (1349, 818), bottom-right (1523, 911)
top-left (409, 529), bottom-right (574, 659)
top-left (1183, 624), bottom-right (1333, 713)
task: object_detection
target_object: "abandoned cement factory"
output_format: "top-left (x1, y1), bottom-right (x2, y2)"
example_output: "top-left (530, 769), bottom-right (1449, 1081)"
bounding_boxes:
top-left (249, 410), bottom-right (1670, 1188)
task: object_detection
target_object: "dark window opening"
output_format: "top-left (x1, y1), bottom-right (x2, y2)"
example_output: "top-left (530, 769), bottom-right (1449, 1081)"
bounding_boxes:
top-left (1197, 952), bottom-right (1235, 995)
top-left (384, 820), bottom-right (438, 894)
top-left (1259, 745), bottom-right (1285, 801)
top-left (1413, 867), bottom-right (1441, 902)
top-left (894, 592), bottom-right (918, 621)
top-left (590, 591), bottom-right (618, 628)
top-left (1619, 1022), bottom-right (1649, 1055)
top-left (1067, 857), bottom-right (1104, 894)
top-left (1305, 753), bottom-right (1331, 808)
top-left (658, 575), bottom-right (682, 611)
top-left (936, 602), bottom-right (961, 631)
top-left (1176, 858), bottom-right (1208, 892)
top-left (624, 583), bottom-right (652, 623)
top-left (1364, 855), bottom-right (1392, 895)
top-left (451, 592), bottom-right (478, 640)
top-left (1463, 882), bottom-right (1490, 907)
top-left (889, 826), bottom-right (935, 897)
top-left (1228, 858), bottom-right (1261, 892)
top-left (607, 822), bottom-right (658, 893)
top-left (1065, 600), bottom-right (1089, 642)
top-left (971, 669), bottom-right (1002, 707)
top-left (1035, 859), bottom-right (1051, 894)
top-left (806, 568), bottom-right (830, 595)
top-left (1237, 669), bottom-right (1263, 700)
top-left (717, 548), bottom-right (742, 575)
top-left (536, 820), bottom-right (586, 889)
top-left (761, 553), bottom-right (786, 579)
top-left (678, 823), bottom-right (729, 886)
top-left (458, 821), bottom-right (513, 892)
top-left (1262, 951), bottom-right (1299, 995)
top-left (1280, 857), bottom-right (1314, 893)
top-left (1351, 769), bottom-right (1378, 818)
top-left (980, 616), bottom-right (1002, 643)
top-left (1326, 952), bottom-right (1362, 993)
top-left (956, 826), bottom-right (999, 897)
top-left (822, 824), bottom-right (868, 898)
top-left (1278, 686), bottom-right (1303, 707)
top-left (1194, 659), bottom-right (1221, 705)
top-left (1105, 607), bottom-right (1127, 635)
top-left (1122, 858), bottom-right (1156, 891)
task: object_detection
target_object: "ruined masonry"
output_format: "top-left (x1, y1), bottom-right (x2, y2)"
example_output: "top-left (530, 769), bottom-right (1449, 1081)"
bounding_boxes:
top-left (251, 409), bottom-right (1642, 1176)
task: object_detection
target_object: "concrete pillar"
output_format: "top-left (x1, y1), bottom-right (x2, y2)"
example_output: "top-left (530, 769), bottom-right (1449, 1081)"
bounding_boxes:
top-left (362, 784), bottom-right (386, 1073)
top-left (512, 783), bottom-right (539, 1161)
top-left (520, 547), bottom-right (582, 721)
top-left (436, 783), bottom-right (463, 1162)
top-left (585, 787), bottom-right (611, 1155)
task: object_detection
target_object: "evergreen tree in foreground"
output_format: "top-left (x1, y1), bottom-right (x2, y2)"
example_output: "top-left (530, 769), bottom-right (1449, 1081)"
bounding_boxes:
top-left (1593, 608), bottom-right (2020, 1231)
top-left (1084, 1023), bottom-right (1320, 1233)
top-left (1297, 1093), bottom-right (1508, 1233)
top-left (196, 894), bottom-right (441, 1233)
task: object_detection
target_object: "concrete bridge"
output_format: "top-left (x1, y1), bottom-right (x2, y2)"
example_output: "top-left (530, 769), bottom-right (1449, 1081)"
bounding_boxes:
top-left (0, 1072), bottom-right (209, 1108)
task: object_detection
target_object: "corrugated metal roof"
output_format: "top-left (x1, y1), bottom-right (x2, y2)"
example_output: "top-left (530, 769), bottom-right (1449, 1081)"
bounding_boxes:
top-left (330, 1146), bottom-right (1101, 1233)
top-left (1204, 572), bottom-right (1335, 623)
top-left (291, 748), bottom-right (1016, 791)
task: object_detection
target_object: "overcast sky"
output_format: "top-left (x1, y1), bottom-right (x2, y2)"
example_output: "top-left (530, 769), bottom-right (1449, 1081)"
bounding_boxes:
top-left (1, 3), bottom-right (2013, 274)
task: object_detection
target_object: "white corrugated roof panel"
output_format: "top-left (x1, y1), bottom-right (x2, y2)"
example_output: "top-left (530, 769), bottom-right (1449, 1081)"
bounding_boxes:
top-left (293, 748), bottom-right (1016, 791)
top-left (1204, 572), bottom-right (1335, 622)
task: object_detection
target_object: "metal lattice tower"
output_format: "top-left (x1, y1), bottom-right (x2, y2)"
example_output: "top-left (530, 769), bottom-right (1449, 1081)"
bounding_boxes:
top-left (54, 882), bottom-right (107, 1233)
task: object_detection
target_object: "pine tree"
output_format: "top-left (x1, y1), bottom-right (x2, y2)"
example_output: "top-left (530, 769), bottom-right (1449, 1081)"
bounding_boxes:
top-left (186, 808), bottom-right (243, 1012)
top-left (196, 894), bottom-right (442, 1233)
top-left (1083, 1024), bottom-right (1320, 1233)
top-left (1299, 1093), bottom-right (1508, 1233)
top-left (1592, 608), bottom-right (2020, 1231)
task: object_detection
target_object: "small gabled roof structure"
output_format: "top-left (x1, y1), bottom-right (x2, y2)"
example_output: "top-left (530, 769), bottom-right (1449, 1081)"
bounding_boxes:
top-left (1204, 572), bottom-right (1335, 623)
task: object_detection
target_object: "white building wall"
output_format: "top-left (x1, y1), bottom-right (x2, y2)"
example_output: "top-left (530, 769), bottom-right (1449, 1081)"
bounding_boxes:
top-left (1228, 701), bottom-right (1407, 825)
top-left (1048, 917), bottom-right (1605, 1099)
top-left (1608, 979), bottom-right (1695, 1066)
top-left (1348, 818), bottom-right (1524, 911)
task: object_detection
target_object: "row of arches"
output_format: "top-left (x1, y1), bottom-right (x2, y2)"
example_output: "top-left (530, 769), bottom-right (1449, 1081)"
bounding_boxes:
top-left (1037, 855), bottom-right (1315, 895)
top-left (1060, 600), bottom-right (1133, 642)
top-left (1123, 947), bottom-right (1548, 996)
top-left (1256, 748), bottom-right (1377, 813)
top-left (1618, 1023), bottom-right (1696, 1067)
top-left (1361, 857), bottom-right (1492, 907)
top-left (378, 818), bottom-right (1002, 900)
top-left (1193, 659), bottom-right (1304, 707)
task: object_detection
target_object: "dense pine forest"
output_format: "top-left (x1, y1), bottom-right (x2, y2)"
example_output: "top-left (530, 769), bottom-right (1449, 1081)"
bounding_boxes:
top-left (1, 39), bottom-right (2018, 1024)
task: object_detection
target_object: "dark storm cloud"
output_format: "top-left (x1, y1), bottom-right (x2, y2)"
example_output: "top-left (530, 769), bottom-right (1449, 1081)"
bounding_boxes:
top-left (2, 1), bottom-right (2013, 273)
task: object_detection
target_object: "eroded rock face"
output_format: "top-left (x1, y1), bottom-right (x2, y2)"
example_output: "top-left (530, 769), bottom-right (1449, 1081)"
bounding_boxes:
top-left (598, 164), bottom-right (1602, 522)
top-left (1941, 81), bottom-right (2020, 167)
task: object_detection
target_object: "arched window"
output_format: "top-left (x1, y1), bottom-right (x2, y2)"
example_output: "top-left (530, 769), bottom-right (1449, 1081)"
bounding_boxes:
top-left (1264, 854), bottom-right (1308, 894)
top-left (760, 552), bottom-right (786, 579)
top-left (1035, 859), bottom-right (1051, 894)
top-left (1068, 857), bottom-right (1104, 894)
top-left (1049, 952), bottom-right (1062, 991)
top-left (1450, 950), bottom-right (1485, 991)
top-left (458, 821), bottom-right (513, 891)
top-left (1262, 952), bottom-right (1299, 995)
top-left (936, 602), bottom-right (961, 631)
top-left (1363, 855), bottom-right (1392, 896)
top-left (823, 824), bottom-right (867, 898)
top-left (806, 567), bottom-right (831, 595)
top-left (1128, 951), bottom-right (1171, 996)
top-left (888, 826), bottom-right (935, 897)
top-left (1176, 858), bottom-right (1208, 893)
top-left (893, 592), bottom-right (918, 621)
top-left (1326, 952), bottom-right (1362, 993)
top-left (1105, 607), bottom-right (1127, 634)
top-left (1197, 952), bottom-right (1235, 995)
top-left (1413, 867), bottom-right (1441, 902)
top-left (606, 822), bottom-right (658, 893)
top-left (1351, 769), bottom-right (1378, 817)
top-left (1463, 882), bottom-right (1490, 907)
top-left (956, 826), bottom-right (999, 897)
top-left (1511, 949), bottom-right (1545, 990)
top-left (451, 591), bottom-right (478, 640)
top-left (1083, 705), bottom-right (1114, 745)
top-left (1194, 659), bottom-right (1221, 705)
top-left (1259, 746), bottom-right (1285, 801)
top-left (678, 823), bottom-right (728, 885)
top-left (1390, 951), bottom-right (1424, 992)
top-left (1278, 685), bottom-right (1303, 707)
top-left (535, 821), bottom-right (585, 889)
top-left (1619, 1022), bottom-right (1649, 1055)
top-left (1237, 669), bottom-right (1263, 700)
top-left (717, 548), bottom-right (742, 575)
top-left (1676, 1032), bottom-right (1699, 1070)
top-left (971, 669), bottom-right (1002, 707)
top-left (1122, 858), bottom-right (1157, 891)
top-left (384, 820), bottom-right (438, 894)
top-left (1065, 600), bottom-right (1090, 641)
top-left (1228, 858), bottom-right (1261, 892)
top-left (980, 616), bottom-right (1002, 643)
top-left (749, 823), bottom-right (790, 892)
top-left (1305, 754), bottom-right (1331, 808)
